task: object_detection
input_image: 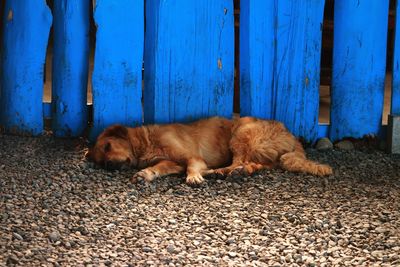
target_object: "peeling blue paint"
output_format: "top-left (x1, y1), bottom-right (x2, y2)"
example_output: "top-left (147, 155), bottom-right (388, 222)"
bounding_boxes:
top-left (144, 0), bottom-right (234, 124)
top-left (240, 0), bottom-right (324, 142)
top-left (330, 0), bottom-right (389, 141)
top-left (91, 0), bottom-right (144, 140)
top-left (52, 0), bottom-right (89, 137)
top-left (0, 0), bottom-right (52, 135)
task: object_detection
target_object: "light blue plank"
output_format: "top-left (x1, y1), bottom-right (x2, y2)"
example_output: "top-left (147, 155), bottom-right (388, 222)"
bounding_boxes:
top-left (330, 0), bottom-right (389, 141)
top-left (144, 0), bottom-right (234, 124)
top-left (240, 0), bottom-right (325, 142)
top-left (91, 0), bottom-right (144, 139)
top-left (0, 0), bottom-right (52, 135)
top-left (52, 0), bottom-right (90, 137)
top-left (392, 0), bottom-right (400, 116)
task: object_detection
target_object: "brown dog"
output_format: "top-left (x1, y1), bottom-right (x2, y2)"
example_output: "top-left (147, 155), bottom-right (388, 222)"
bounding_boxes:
top-left (86, 116), bottom-right (332, 184)
top-left (207, 117), bottom-right (332, 177)
top-left (86, 117), bottom-right (233, 185)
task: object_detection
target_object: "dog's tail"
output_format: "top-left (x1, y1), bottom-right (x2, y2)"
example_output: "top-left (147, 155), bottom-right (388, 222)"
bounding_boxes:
top-left (279, 141), bottom-right (333, 176)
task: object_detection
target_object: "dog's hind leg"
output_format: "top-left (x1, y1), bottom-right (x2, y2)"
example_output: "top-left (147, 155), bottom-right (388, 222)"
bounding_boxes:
top-left (279, 141), bottom-right (332, 176)
top-left (186, 157), bottom-right (209, 185)
top-left (131, 160), bottom-right (185, 183)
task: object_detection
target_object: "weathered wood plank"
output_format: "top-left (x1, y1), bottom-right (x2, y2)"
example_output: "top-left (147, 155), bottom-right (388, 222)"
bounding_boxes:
top-left (144, 0), bottom-right (234, 124)
top-left (330, 0), bottom-right (389, 141)
top-left (239, 1), bottom-right (274, 120)
top-left (91, 0), bottom-right (144, 139)
top-left (391, 0), bottom-right (400, 116)
top-left (52, 0), bottom-right (90, 137)
top-left (388, 0), bottom-right (400, 153)
top-left (240, 0), bottom-right (325, 142)
top-left (0, 0), bottom-right (52, 135)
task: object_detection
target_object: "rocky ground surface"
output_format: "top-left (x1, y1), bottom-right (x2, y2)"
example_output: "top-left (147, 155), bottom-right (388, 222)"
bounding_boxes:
top-left (1, 133), bottom-right (400, 266)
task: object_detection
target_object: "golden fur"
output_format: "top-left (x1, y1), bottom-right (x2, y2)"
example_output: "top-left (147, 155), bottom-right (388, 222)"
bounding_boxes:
top-left (86, 116), bottom-right (332, 185)
top-left (86, 117), bottom-right (233, 184)
top-left (209, 117), bottom-right (332, 177)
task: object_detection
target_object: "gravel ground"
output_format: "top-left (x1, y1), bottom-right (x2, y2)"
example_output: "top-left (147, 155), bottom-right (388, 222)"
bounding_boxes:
top-left (1, 133), bottom-right (400, 266)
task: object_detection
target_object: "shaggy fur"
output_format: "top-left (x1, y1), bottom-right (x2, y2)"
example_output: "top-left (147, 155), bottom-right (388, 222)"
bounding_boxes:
top-left (86, 116), bottom-right (332, 185)
top-left (208, 117), bottom-right (332, 177)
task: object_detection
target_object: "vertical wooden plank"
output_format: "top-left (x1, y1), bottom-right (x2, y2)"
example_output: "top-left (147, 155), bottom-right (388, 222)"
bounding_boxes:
top-left (144, 0), bottom-right (234, 124)
top-left (239, 1), bottom-right (275, 119)
top-left (274, 1), bottom-right (325, 142)
top-left (392, 0), bottom-right (400, 116)
top-left (52, 0), bottom-right (90, 137)
top-left (240, 0), bottom-right (325, 142)
top-left (388, 0), bottom-right (400, 153)
top-left (330, 0), bottom-right (389, 141)
top-left (91, 0), bottom-right (144, 139)
top-left (0, 0), bottom-right (52, 135)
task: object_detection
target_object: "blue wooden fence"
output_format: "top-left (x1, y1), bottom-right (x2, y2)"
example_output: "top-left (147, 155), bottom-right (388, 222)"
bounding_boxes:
top-left (52, 0), bottom-right (89, 137)
top-left (0, 0), bottom-right (397, 143)
top-left (240, 0), bottom-right (325, 141)
top-left (0, 0), bottom-right (52, 135)
top-left (144, 0), bottom-right (234, 124)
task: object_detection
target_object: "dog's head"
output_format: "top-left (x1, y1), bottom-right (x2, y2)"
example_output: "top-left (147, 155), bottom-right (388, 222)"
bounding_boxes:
top-left (86, 125), bottom-right (137, 170)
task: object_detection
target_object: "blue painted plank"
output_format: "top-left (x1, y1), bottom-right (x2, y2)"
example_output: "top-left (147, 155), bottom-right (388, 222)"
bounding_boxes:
top-left (391, 0), bottom-right (400, 116)
top-left (330, 0), bottom-right (389, 141)
top-left (91, 0), bottom-right (144, 139)
top-left (0, 0), bottom-right (52, 135)
top-left (239, 1), bottom-right (275, 120)
top-left (43, 102), bottom-right (52, 119)
top-left (240, 0), bottom-right (325, 142)
top-left (317, 124), bottom-right (329, 140)
top-left (144, 0), bottom-right (234, 124)
top-left (52, 0), bottom-right (90, 137)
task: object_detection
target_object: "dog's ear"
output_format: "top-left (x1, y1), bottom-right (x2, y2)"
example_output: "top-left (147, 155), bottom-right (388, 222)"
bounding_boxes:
top-left (101, 125), bottom-right (128, 139)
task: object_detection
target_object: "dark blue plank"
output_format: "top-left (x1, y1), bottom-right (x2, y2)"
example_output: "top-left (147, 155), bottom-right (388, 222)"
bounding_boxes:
top-left (0, 0), bottom-right (52, 135)
top-left (240, 0), bottom-right (325, 142)
top-left (91, 0), bottom-right (144, 139)
top-left (392, 0), bottom-right (400, 116)
top-left (330, 0), bottom-right (389, 141)
top-left (144, 0), bottom-right (234, 124)
top-left (52, 0), bottom-right (90, 137)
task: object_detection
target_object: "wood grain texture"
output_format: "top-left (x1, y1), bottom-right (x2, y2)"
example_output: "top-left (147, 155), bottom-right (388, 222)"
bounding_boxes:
top-left (330, 0), bottom-right (389, 141)
top-left (91, 0), bottom-right (144, 139)
top-left (240, 0), bottom-right (325, 142)
top-left (52, 0), bottom-right (90, 137)
top-left (0, 0), bottom-right (52, 135)
top-left (144, 0), bottom-right (234, 124)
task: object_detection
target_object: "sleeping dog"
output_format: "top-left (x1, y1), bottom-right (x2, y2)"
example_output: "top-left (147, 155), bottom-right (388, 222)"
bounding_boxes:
top-left (86, 117), bottom-right (332, 184)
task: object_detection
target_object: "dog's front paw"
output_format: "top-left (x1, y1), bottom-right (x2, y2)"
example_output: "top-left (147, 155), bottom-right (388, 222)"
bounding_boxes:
top-left (131, 169), bottom-right (158, 183)
top-left (186, 173), bottom-right (205, 185)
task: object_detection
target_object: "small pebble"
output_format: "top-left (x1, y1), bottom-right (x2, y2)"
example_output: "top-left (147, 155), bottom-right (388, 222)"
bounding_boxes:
top-left (335, 140), bottom-right (354, 150)
top-left (228, 252), bottom-right (237, 258)
top-left (166, 244), bottom-right (177, 254)
top-left (316, 138), bottom-right (333, 150)
top-left (13, 232), bottom-right (23, 241)
top-left (142, 247), bottom-right (153, 253)
top-left (48, 231), bottom-right (60, 243)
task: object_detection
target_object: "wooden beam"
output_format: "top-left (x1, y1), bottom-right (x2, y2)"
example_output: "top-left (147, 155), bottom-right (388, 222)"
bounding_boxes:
top-left (0, 0), bottom-right (52, 135)
top-left (52, 0), bottom-right (90, 137)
